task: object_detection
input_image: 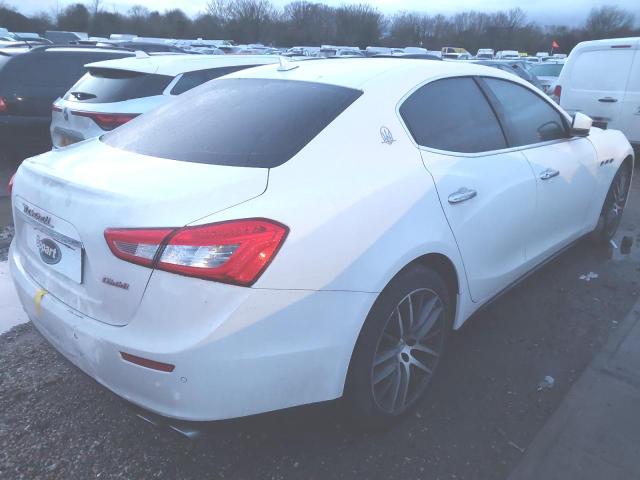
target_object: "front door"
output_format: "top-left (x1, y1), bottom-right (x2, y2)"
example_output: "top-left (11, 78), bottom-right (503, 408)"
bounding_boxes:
top-left (479, 76), bottom-right (599, 263)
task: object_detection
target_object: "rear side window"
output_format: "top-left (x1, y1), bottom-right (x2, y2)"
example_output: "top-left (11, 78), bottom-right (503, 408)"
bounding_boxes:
top-left (102, 78), bottom-right (362, 168)
top-left (570, 49), bottom-right (634, 91)
top-left (170, 65), bottom-right (258, 95)
top-left (482, 78), bottom-right (567, 146)
top-left (399, 77), bottom-right (506, 153)
top-left (64, 68), bottom-right (173, 103)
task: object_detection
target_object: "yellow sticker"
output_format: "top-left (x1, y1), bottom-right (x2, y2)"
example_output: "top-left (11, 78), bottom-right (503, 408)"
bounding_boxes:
top-left (34, 288), bottom-right (48, 315)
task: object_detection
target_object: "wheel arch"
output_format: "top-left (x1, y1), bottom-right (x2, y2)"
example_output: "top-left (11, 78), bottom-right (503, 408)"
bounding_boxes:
top-left (343, 251), bottom-right (462, 404)
top-left (400, 253), bottom-right (460, 299)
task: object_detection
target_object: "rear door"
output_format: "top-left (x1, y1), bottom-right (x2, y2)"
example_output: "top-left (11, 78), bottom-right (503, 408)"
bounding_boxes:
top-left (619, 47), bottom-right (640, 144)
top-left (400, 76), bottom-right (537, 303)
top-left (481, 77), bottom-right (599, 261)
top-left (560, 43), bottom-right (635, 130)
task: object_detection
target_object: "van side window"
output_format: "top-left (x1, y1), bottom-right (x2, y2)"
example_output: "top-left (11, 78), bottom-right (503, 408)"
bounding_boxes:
top-left (570, 50), bottom-right (635, 92)
top-left (482, 78), bottom-right (567, 147)
top-left (399, 77), bottom-right (507, 153)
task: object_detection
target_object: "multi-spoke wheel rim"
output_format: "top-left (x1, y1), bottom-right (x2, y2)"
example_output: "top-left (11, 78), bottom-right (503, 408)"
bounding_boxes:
top-left (371, 288), bottom-right (445, 414)
top-left (605, 168), bottom-right (630, 237)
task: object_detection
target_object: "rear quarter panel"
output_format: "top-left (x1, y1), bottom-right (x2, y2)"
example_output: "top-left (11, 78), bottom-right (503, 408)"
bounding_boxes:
top-left (188, 84), bottom-right (471, 325)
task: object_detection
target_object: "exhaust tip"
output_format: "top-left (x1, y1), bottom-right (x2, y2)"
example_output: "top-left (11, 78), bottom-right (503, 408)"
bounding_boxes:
top-left (132, 407), bottom-right (204, 440)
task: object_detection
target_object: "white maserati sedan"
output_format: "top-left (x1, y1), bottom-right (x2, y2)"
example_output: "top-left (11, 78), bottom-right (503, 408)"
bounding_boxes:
top-left (9, 58), bottom-right (634, 429)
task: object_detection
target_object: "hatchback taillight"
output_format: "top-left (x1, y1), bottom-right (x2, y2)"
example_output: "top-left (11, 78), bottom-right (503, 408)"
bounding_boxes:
top-left (553, 85), bottom-right (562, 102)
top-left (104, 219), bottom-right (288, 286)
top-left (7, 172), bottom-right (15, 196)
top-left (72, 111), bottom-right (138, 131)
top-left (0, 96), bottom-right (7, 113)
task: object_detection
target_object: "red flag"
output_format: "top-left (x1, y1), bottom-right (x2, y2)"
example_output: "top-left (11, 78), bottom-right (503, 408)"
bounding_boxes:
top-left (551, 40), bottom-right (560, 49)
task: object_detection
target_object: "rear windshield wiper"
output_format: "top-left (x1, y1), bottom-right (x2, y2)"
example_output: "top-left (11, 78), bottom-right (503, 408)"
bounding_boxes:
top-left (70, 91), bottom-right (97, 101)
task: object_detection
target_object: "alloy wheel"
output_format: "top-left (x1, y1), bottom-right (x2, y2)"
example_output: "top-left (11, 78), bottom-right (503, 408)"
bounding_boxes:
top-left (371, 288), bottom-right (445, 414)
top-left (605, 167), bottom-right (630, 237)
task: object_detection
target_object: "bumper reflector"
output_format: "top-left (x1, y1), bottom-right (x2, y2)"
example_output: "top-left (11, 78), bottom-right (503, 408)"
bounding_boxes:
top-left (120, 352), bottom-right (175, 372)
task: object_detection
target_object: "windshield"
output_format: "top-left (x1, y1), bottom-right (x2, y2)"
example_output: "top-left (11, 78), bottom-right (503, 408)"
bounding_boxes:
top-left (102, 78), bottom-right (362, 168)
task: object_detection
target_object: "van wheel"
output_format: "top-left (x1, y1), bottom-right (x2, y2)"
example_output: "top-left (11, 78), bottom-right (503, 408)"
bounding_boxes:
top-left (344, 265), bottom-right (452, 430)
top-left (592, 162), bottom-right (631, 244)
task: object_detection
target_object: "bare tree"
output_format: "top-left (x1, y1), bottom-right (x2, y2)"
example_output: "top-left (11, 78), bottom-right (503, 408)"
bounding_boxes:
top-left (89, 0), bottom-right (101, 16)
top-left (585, 6), bottom-right (635, 39)
top-left (208, 0), bottom-right (276, 43)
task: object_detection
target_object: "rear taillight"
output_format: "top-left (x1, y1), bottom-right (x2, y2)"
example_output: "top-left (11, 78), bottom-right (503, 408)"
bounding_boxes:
top-left (7, 173), bottom-right (15, 196)
top-left (51, 104), bottom-right (62, 112)
top-left (0, 96), bottom-right (7, 113)
top-left (72, 111), bottom-right (138, 131)
top-left (553, 85), bottom-right (562, 101)
top-left (104, 219), bottom-right (288, 286)
top-left (104, 228), bottom-right (174, 267)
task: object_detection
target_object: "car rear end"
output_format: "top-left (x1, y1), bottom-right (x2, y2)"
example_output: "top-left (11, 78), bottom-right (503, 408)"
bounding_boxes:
top-left (51, 66), bottom-right (174, 148)
top-left (11, 74), bottom-right (371, 421)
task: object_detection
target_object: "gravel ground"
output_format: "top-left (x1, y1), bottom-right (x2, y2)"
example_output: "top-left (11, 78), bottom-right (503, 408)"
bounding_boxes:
top-left (1, 177), bottom-right (639, 480)
top-left (0, 225), bottom-right (15, 262)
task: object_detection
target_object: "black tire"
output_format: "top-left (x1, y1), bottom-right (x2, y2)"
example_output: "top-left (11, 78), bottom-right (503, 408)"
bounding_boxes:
top-left (344, 265), bottom-right (453, 430)
top-left (591, 162), bottom-right (632, 244)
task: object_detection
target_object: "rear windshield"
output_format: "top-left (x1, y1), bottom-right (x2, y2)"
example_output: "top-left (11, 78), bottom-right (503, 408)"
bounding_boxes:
top-left (64, 68), bottom-right (173, 103)
top-left (102, 78), bottom-right (362, 168)
top-left (1, 52), bottom-right (132, 89)
top-left (170, 65), bottom-right (259, 95)
top-left (531, 63), bottom-right (563, 77)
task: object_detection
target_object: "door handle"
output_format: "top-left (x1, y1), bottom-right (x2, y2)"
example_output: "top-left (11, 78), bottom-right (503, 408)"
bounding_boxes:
top-left (448, 187), bottom-right (477, 204)
top-left (539, 168), bottom-right (560, 180)
top-left (598, 97), bottom-right (618, 103)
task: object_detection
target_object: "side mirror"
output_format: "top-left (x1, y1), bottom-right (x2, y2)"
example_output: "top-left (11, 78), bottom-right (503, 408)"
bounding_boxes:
top-left (571, 112), bottom-right (592, 137)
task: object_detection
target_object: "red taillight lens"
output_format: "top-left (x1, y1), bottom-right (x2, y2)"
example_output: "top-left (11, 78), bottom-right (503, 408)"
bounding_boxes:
top-left (105, 219), bottom-right (288, 286)
top-left (72, 110), bottom-right (138, 131)
top-left (7, 173), bottom-right (15, 196)
top-left (0, 96), bottom-right (7, 113)
top-left (120, 352), bottom-right (175, 372)
top-left (51, 104), bottom-right (62, 112)
top-left (553, 85), bottom-right (562, 101)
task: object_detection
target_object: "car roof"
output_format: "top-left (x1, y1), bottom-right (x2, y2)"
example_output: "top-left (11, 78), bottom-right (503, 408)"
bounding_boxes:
top-left (575, 37), bottom-right (639, 50)
top-left (84, 54), bottom-right (280, 75)
top-left (27, 46), bottom-right (133, 55)
top-left (224, 57), bottom-right (518, 91)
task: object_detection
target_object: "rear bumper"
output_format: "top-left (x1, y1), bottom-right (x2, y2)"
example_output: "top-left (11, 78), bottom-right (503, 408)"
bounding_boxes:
top-left (9, 244), bottom-right (376, 421)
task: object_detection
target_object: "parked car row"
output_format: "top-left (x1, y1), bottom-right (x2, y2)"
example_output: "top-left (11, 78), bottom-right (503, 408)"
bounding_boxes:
top-left (0, 45), bottom-right (135, 159)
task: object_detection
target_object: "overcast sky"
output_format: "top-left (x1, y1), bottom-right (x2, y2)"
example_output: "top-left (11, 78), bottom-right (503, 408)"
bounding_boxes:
top-left (9, 0), bottom-right (640, 27)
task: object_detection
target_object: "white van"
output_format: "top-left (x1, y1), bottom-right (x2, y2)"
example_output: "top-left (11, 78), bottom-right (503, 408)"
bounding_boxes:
top-left (557, 37), bottom-right (640, 149)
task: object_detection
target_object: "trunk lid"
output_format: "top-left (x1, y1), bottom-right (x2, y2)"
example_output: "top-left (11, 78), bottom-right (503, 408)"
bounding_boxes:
top-left (12, 140), bottom-right (268, 326)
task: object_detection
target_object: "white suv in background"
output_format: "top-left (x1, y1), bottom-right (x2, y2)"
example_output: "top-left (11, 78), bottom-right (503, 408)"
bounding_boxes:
top-left (51, 54), bottom-right (279, 148)
top-left (557, 37), bottom-right (640, 150)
